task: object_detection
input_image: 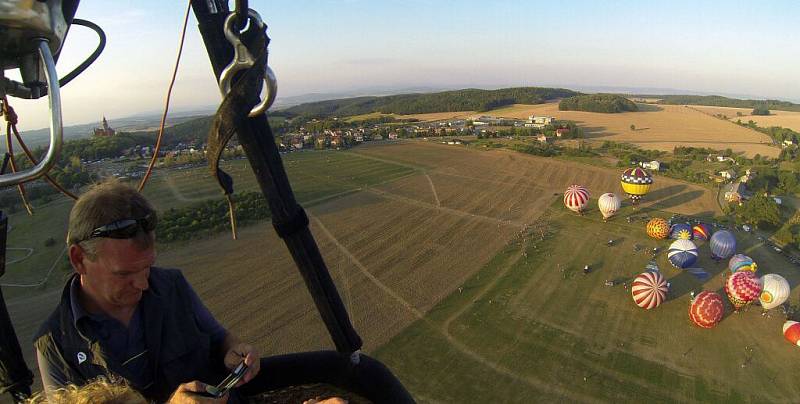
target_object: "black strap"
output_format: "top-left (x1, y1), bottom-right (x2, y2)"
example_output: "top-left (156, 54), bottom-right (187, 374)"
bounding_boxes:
top-left (272, 206), bottom-right (309, 239)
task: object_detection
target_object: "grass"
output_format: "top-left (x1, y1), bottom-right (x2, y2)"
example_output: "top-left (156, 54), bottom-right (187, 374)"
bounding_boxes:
top-left (374, 200), bottom-right (800, 402)
top-left (2, 150), bottom-right (415, 296)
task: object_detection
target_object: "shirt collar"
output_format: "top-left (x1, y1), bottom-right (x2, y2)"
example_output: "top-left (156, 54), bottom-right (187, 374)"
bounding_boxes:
top-left (69, 276), bottom-right (113, 326)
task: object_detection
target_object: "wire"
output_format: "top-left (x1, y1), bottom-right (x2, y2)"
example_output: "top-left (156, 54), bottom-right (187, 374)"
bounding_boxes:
top-left (36, 18), bottom-right (107, 96)
top-left (59, 19), bottom-right (106, 88)
top-left (0, 97), bottom-right (78, 200)
top-left (138, 0), bottom-right (192, 192)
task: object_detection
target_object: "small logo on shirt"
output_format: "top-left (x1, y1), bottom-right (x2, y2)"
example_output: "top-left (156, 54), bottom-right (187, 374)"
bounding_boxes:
top-left (77, 352), bottom-right (87, 365)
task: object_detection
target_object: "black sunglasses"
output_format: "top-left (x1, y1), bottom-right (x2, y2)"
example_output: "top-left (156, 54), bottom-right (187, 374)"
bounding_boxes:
top-left (85, 214), bottom-right (157, 241)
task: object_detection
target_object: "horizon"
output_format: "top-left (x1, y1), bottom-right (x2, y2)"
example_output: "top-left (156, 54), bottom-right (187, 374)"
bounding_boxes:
top-left (5, 0), bottom-right (800, 130)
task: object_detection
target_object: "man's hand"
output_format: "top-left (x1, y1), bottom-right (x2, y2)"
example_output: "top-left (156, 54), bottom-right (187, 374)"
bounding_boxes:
top-left (168, 381), bottom-right (228, 403)
top-left (224, 342), bottom-right (260, 385)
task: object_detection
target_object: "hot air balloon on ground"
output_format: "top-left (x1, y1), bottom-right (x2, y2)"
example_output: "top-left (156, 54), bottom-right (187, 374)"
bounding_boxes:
top-left (724, 271), bottom-right (762, 310)
top-left (668, 239), bottom-right (699, 268)
top-left (692, 223), bottom-right (711, 241)
top-left (598, 193), bottom-right (621, 221)
top-left (631, 271), bottom-right (669, 309)
top-left (564, 185), bottom-right (589, 214)
top-left (646, 218), bottom-right (670, 239)
top-left (690, 291), bottom-right (724, 328)
top-left (728, 254), bottom-right (757, 274)
top-left (710, 230), bottom-right (736, 260)
top-left (621, 168), bottom-right (653, 204)
top-left (670, 223), bottom-right (693, 240)
top-left (760, 274), bottom-right (790, 310)
top-left (784, 321), bottom-right (800, 346)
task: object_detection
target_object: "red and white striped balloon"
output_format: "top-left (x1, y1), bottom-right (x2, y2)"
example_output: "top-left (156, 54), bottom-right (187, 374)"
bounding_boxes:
top-left (631, 271), bottom-right (668, 309)
top-left (564, 185), bottom-right (589, 214)
top-left (784, 321), bottom-right (800, 347)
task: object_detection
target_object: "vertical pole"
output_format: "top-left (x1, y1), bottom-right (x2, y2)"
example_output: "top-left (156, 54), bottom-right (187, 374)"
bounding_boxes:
top-left (190, 0), bottom-right (362, 353)
top-left (0, 212), bottom-right (33, 402)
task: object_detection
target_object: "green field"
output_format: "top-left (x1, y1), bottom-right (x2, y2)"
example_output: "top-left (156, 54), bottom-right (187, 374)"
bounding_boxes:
top-left (2, 150), bottom-right (415, 294)
top-left (141, 151), bottom-right (416, 211)
top-left (374, 201), bottom-right (800, 403)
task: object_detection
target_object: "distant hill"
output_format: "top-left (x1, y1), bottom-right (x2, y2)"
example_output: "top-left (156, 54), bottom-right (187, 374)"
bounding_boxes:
top-left (644, 95), bottom-right (800, 112)
top-left (282, 87), bottom-right (580, 117)
top-left (558, 94), bottom-right (639, 113)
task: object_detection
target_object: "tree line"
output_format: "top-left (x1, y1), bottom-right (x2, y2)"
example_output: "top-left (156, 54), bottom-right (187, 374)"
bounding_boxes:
top-left (558, 94), bottom-right (639, 113)
top-left (281, 87), bottom-right (581, 118)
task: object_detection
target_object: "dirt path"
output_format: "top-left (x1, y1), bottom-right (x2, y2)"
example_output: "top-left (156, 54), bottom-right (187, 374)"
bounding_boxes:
top-left (424, 174), bottom-right (441, 208)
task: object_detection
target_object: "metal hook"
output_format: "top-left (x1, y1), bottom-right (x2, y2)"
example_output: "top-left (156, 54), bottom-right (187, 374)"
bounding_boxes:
top-left (218, 9), bottom-right (277, 117)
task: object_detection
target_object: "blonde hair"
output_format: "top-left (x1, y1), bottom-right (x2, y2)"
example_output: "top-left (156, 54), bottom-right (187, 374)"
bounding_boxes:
top-left (27, 377), bottom-right (147, 404)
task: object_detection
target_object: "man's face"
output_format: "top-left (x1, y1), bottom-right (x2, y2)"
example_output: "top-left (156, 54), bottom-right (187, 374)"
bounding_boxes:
top-left (79, 238), bottom-right (155, 310)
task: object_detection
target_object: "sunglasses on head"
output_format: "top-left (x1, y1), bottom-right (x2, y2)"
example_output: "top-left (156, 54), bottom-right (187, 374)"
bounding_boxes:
top-left (85, 214), bottom-right (157, 241)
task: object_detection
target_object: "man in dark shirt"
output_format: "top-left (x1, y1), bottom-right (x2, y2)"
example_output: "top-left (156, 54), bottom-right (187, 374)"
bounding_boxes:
top-left (34, 181), bottom-right (260, 403)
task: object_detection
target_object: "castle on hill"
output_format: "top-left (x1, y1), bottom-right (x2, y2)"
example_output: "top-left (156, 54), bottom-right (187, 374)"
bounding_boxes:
top-left (93, 116), bottom-right (115, 137)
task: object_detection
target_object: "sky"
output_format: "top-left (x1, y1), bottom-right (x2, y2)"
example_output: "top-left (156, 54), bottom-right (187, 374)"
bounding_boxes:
top-left (6, 0), bottom-right (800, 129)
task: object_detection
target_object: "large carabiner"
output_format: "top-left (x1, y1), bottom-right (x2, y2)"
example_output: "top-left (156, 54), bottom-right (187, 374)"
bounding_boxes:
top-left (218, 9), bottom-right (277, 117)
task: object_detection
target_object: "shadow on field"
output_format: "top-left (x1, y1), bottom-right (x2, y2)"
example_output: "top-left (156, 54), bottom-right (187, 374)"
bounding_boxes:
top-left (635, 104), bottom-right (664, 112)
top-left (654, 189), bottom-right (703, 209)
top-left (579, 126), bottom-right (610, 138)
top-left (665, 258), bottom-right (728, 301)
top-left (647, 184), bottom-right (686, 202)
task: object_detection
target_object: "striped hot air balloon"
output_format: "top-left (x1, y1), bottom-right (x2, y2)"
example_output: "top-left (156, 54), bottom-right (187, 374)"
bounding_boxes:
top-left (646, 218), bottom-right (670, 239)
top-left (670, 223), bottom-right (693, 240)
top-left (728, 254), bottom-right (757, 274)
top-left (710, 230), bottom-right (736, 260)
top-left (784, 321), bottom-right (800, 347)
top-left (724, 271), bottom-right (762, 310)
top-left (631, 271), bottom-right (669, 309)
top-left (668, 239), bottom-right (698, 269)
top-left (760, 274), bottom-right (790, 310)
top-left (598, 193), bottom-right (621, 220)
top-left (620, 168), bottom-right (653, 204)
top-left (563, 185), bottom-right (589, 214)
top-left (689, 291), bottom-right (724, 329)
top-left (692, 223), bottom-right (712, 241)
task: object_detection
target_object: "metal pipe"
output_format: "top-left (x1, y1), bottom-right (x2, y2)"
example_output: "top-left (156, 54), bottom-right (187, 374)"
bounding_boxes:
top-left (0, 40), bottom-right (63, 187)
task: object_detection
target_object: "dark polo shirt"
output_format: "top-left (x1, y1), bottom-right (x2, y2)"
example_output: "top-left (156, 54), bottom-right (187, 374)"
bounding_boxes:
top-left (36, 270), bottom-right (227, 396)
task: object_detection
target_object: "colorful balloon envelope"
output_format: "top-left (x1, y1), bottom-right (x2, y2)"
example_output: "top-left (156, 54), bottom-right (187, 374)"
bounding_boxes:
top-left (620, 168), bottom-right (652, 203)
top-left (598, 192), bottom-right (621, 220)
top-left (760, 274), bottom-right (790, 310)
top-left (564, 185), bottom-right (589, 214)
top-left (728, 254), bottom-right (757, 274)
top-left (710, 230), bottom-right (736, 260)
top-left (631, 271), bottom-right (668, 309)
top-left (724, 271), bottom-right (762, 309)
top-left (784, 321), bottom-right (800, 347)
top-left (690, 291), bottom-right (724, 329)
top-left (692, 223), bottom-right (712, 241)
top-left (667, 239), bottom-right (698, 269)
top-left (646, 218), bottom-right (670, 239)
top-left (670, 223), bottom-right (693, 240)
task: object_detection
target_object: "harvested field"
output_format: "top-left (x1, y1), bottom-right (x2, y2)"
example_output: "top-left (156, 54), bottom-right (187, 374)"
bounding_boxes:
top-left (397, 111), bottom-right (475, 121)
top-left (485, 103), bottom-right (778, 157)
top-left (7, 141), bottom-right (723, 397)
top-left (692, 105), bottom-right (800, 133)
top-left (157, 141), bottom-right (719, 357)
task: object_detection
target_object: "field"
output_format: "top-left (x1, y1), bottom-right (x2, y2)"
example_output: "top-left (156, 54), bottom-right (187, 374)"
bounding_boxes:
top-left (692, 105), bottom-right (800, 133)
top-left (155, 141), bottom-right (719, 354)
top-left (486, 103), bottom-right (778, 158)
top-left (3, 141), bottom-right (740, 401)
top-left (375, 203), bottom-right (800, 402)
